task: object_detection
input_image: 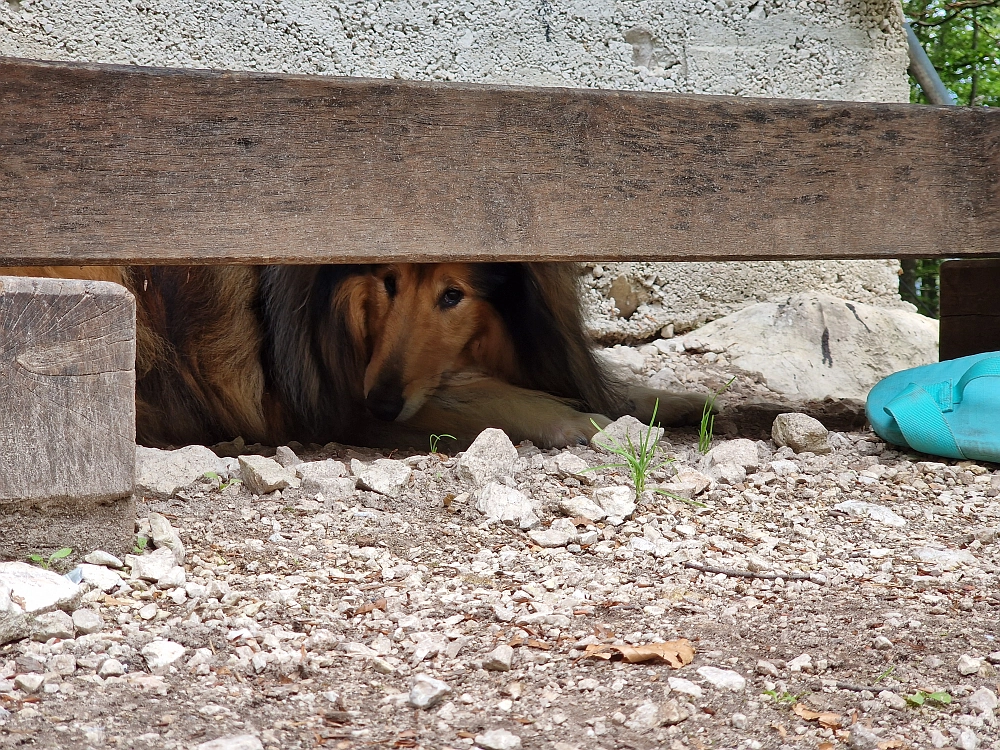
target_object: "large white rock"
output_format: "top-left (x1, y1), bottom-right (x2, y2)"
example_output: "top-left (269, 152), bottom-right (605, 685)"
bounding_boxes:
top-left (0, 562), bottom-right (81, 615)
top-left (593, 486), bottom-right (636, 524)
top-left (458, 428), bottom-right (518, 487)
top-left (474, 729), bottom-right (522, 750)
top-left (148, 512), bottom-right (185, 565)
top-left (408, 674), bottom-right (451, 709)
top-left (686, 293), bottom-right (937, 401)
top-left (194, 736), bottom-right (264, 750)
top-left (351, 458), bottom-right (411, 498)
top-left (702, 439), bottom-right (760, 471)
top-left (142, 639), bottom-right (186, 673)
top-left (593, 415), bottom-right (663, 453)
top-left (771, 413), bottom-right (831, 455)
top-left (136, 445), bottom-right (226, 496)
top-left (474, 483), bottom-right (539, 530)
top-left (834, 501), bottom-right (907, 528)
top-left (125, 547), bottom-right (178, 582)
top-left (297, 460), bottom-right (356, 499)
top-left (239, 455), bottom-right (300, 495)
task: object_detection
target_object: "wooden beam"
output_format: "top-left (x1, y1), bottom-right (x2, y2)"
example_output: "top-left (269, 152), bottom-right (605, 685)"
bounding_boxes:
top-left (1, 56), bottom-right (997, 265)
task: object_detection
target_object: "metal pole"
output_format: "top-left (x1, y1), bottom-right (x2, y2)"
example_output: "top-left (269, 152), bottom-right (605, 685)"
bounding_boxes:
top-left (905, 21), bottom-right (956, 106)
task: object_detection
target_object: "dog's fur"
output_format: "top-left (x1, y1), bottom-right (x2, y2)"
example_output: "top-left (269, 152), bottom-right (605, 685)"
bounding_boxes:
top-left (6, 264), bottom-right (707, 449)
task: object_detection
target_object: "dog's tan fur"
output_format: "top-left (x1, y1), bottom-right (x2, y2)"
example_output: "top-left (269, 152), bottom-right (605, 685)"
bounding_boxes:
top-left (4, 263), bottom-right (707, 449)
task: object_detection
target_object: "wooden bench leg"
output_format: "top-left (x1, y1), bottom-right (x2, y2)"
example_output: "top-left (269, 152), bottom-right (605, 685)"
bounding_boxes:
top-left (939, 259), bottom-right (1000, 361)
top-left (0, 276), bottom-right (136, 561)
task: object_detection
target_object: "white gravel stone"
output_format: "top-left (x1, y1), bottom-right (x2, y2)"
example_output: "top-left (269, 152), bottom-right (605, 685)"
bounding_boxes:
top-left (136, 444), bottom-right (226, 496)
top-left (558, 496), bottom-right (607, 522)
top-left (156, 566), bottom-right (187, 589)
top-left (458, 428), bottom-right (518, 487)
top-left (0, 562), bottom-right (80, 615)
top-left (958, 654), bottom-right (982, 676)
top-left (274, 445), bottom-right (301, 468)
top-left (673, 467), bottom-right (712, 495)
top-left (142, 639), bottom-right (186, 673)
top-left (297, 460), bottom-right (355, 498)
top-left (701, 439), bottom-right (759, 471)
top-left (879, 690), bottom-right (907, 710)
top-left (769, 459), bottom-right (800, 476)
top-left (32, 609), bottom-right (75, 641)
top-left (696, 666), bottom-right (746, 691)
top-left (13, 674), bottom-right (44, 694)
top-left (239, 455), bottom-right (300, 494)
top-left (956, 727), bottom-right (979, 750)
top-left (83, 550), bottom-right (123, 568)
top-left (848, 724), bottom-right (884, 750)
top-left (667, 677), bottom-right (703, 699)
top-left (482, 644), bottom-right (514, 671)
top-left (544, 452), bottom-right (592, 483)
top-left (967, 687), bottom-right (999, 714)
top-left (78, 563), bottom-right (123, 592)
top-left (351, 458), bottom-right (411, 498)
top-left (71, 608), bottom-right (104, 635)
top-left (772, 412), bottom-right (831, 454)
top-left (193, 736), bottom-right (265, 750)
top-left (148, 511), bottom-right (185, 564)
top-left (474, 729), bottom-right (521, 750)
top-left (911, 547), bottom-right (977, 571)
top-left (706, 463), bottom-right (747, 485)
top-left (593, 415), bottom-right (663, 454)
top-left (730, 712), bottom-right (749, 729)
top-left (125, 547), bottom-right (177, 582)
top-left (408, 674), bottom-right (451, 709)
top-left (474, 483), bottom-right (539, 530)
top-left (787, 653), bottom-right (812, 672)
top-left (593, 486), bottom-right (636, 524)
top-left (528, 518), bottom-right (579, 548)
top-left (833, 501), bottom-right (907, 528)
top-left (98, 658), bottom-right (125, 677)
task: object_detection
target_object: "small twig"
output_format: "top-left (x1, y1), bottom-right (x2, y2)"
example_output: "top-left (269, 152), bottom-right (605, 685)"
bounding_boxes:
top-left (683, 561), bottom-right (812, 581)
top-left (836, 682), bottom-right (899, 693)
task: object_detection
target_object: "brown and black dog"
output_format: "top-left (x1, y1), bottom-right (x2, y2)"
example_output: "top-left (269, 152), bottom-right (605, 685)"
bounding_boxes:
top-left (7, 264), bottom-right (707, 449)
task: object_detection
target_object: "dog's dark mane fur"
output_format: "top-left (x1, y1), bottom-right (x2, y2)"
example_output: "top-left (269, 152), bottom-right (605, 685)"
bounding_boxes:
top-left (127, 263), bottom-right (623, 448)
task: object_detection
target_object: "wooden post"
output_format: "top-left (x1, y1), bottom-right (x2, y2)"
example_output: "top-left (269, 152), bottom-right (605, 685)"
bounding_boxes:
top-left (939, 259), bottom-right (1000, 361)
top-left (0, 276), bottom-right (136, 561)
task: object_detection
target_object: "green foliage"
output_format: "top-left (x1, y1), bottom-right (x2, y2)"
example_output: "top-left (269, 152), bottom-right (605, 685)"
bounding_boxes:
top-left (906, 1), bottom-right (1000, 107)
top-left (899, 258), bottom-right (943, 318)
top-left (698, 377), bottom-right (735, 454)
top-left (28, 547), bottom-right (73, 570)
top-left (763, 689), bottom-right (801, 706)
top-left (904, 690), bottom-right (953, 707)
top-left (586, 399), bottom-right (673, 497)
top-left (133, 535), bottom-right (149, 555)
top-left (204, 470), bottom-right (241, 491)
top-left (429, 433), bottom-right (457, 454)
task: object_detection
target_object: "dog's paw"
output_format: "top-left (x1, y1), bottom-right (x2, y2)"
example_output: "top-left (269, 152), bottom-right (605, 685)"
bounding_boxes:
top-left (536, 412), bottom-right (611, 449)
top-left (627, 386), bottom-right (711, 427)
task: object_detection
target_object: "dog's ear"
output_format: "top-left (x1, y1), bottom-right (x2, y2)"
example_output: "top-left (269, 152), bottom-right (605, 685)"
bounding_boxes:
top-left (473, 263), bottom-right (621, 414)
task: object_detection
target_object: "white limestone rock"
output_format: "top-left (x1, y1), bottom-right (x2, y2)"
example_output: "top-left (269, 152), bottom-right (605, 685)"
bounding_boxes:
top-left (408, 674), bottom-right (451, 709)
top-left (0, 562), bottom-right (80, 615)
top-left (834, 501), bottom-right (907, 528)
top-left (474, 483), bottom-right (539, 530)
top-left (351, 458), bottom-right (411, 498)
top-left (688, 293), bottom-right (938, 401)
top-left (701, 439), bottom-right (760, 472)
top-left (772, 413), bottom-right (831, 454)
top-left (125, 547), bottom-right (177, 582)
top-left (136, 445), bottom-right (226, 496)
top-left (593, 415), bottom-right (662, 454)
top-left (458, 428), bottom-right (518, 487)
top-left (142, 639), bottom-right (186, 673)
top-left (297, 460), bottom-right (356, 498)
top-left (148, 512), bottom-right (185, 565)
top-left (593, 486), bottom-right (636, 524)
top-left (239, 455), bottom-right (300, 495)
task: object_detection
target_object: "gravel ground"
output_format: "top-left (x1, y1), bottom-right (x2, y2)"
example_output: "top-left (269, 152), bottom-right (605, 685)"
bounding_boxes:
top-left (1, 342), bottom-right (999, 750)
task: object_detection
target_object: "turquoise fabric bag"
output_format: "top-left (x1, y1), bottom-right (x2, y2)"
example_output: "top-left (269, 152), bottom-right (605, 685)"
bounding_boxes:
top-left (866, 351), bottom-right (1000, 462)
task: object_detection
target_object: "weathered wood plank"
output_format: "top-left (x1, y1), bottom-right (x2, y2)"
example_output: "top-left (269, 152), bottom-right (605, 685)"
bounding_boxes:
top-left (0, 56), bottom-right (998, 265)
top-left (0, 275), bottom-right (136, 561)
top-left (939, 259), bottom-right (1000, 361)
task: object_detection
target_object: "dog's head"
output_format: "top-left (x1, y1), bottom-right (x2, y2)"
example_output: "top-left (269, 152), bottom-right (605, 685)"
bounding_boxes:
top-left (355, 263), bottom-right (516, 422)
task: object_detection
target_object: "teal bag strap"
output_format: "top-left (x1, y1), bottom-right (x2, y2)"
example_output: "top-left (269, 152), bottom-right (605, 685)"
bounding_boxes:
top-left (883, 383), bottom-right (965, 460)
top-left (955, 356), bottom-right (1000, 403)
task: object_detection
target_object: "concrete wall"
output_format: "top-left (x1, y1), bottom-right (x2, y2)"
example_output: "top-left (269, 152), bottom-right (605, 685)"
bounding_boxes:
top-left (0, 0), bottom-right (912, 341)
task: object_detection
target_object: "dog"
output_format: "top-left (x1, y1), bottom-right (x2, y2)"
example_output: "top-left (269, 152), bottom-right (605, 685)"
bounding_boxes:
top-left (5, 263), bottom-right (707, 449)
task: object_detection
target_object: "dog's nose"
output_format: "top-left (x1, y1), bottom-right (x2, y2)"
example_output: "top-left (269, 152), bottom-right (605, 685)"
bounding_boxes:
top-left (366, 384), bottom-right (405, 422)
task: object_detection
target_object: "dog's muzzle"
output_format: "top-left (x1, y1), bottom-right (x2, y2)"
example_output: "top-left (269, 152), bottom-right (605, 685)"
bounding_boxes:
top-left (366, 382), bottom-right (405, 422)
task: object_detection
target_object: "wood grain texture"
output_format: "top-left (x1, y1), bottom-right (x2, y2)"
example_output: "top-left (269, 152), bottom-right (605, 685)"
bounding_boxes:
top-left (1, 56), bottom-right (997, 265)
top-left (939, 259), bottom-right (1000, 361)
top-left (0, 275), bottom-right (136, 559)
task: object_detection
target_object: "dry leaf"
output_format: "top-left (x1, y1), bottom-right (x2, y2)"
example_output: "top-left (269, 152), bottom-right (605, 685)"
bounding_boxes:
top-left (354, 598), bottom-right (387, 615)
top-left (526, 639), bottom-right (551, 650)
top-left (103, 595), bottom-right (129, 606)
top-left (582, 640), bottom-right (694, 668)
top-left (819, 743), bottom-right (835, 750)
top-left (877, 741), bottom-right (904, 750)
top-left (508, 635), bottom-right (525, 648)
top-left (793, 703), bottom-right (842, 728)
top-left (771, 722), bottom-right (788, 738)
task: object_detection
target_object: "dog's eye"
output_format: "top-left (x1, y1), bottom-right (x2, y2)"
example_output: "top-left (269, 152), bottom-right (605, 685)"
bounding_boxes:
top-left (383, 275), bottom-right (397, 297)
top-left (440, 288), bottom-right (464, 309)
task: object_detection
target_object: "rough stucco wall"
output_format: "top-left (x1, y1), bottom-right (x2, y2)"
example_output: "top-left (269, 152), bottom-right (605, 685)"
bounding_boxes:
top-left (0, 0), bottom-right (911, 341)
